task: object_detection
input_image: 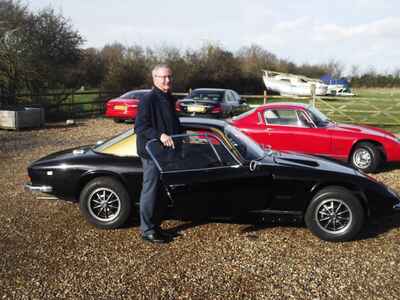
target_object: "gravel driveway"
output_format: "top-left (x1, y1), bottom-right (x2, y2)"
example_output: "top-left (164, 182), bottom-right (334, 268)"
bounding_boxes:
top-left (1, 118), bottom-right (400, 299)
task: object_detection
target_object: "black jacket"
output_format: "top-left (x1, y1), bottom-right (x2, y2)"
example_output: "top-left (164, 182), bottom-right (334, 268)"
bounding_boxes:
top-left (135, 87), bottom-right (182, 158)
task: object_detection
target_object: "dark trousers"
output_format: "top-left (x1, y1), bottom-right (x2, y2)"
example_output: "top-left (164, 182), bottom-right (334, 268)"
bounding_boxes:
top-left (139, 158), bottom-right (164, 235)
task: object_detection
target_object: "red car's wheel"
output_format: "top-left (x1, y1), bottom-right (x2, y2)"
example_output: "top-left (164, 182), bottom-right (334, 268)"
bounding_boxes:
top-left (350, 142), bottom-right (382, 173)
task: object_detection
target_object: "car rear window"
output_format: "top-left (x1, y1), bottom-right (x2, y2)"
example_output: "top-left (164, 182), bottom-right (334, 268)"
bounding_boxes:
top-left (189, 91), bottom-right (224, 102)
top-left (121, 91), bottom-right (148, 99)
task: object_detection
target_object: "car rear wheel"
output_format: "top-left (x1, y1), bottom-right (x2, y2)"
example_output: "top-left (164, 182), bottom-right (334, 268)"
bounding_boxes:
top-left (79, 177), bottom-right (132, 229)
top-left (113, 118), bottom-right (124, 123)
top-left (350, 142), bottom-right (382, 173)
top-left (305, 186), bottom-right (364, 242)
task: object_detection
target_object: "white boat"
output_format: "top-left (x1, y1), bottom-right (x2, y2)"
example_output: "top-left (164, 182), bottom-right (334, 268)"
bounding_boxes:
top-left (262, 70), bottom-right (328, 96)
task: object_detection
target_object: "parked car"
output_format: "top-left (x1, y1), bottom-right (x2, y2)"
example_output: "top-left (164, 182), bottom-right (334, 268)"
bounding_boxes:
top-left (105, 89), bottom-right (150, 122)
top-left (25, 118), bottom-right (400, 242)
top-left (176, 88), bottom-right (246, 118)
top-left (231, 102), bottom-right (400, 173)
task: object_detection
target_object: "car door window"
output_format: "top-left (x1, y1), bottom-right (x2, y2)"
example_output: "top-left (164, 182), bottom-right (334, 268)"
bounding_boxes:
top-left (146, 133), bottom-right (239, 173)
top-left (297, 111), bottom-right (313, 128)
top-left (264, 109), bottom-right (301, 126)
top-left (225, 91), bottom-right (234, 103)
top-left (232, 91), bottom-right (240, 103)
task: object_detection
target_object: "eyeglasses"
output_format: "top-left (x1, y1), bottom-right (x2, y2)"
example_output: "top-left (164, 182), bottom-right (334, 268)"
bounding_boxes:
top-left (155, 75), bottom-right (173, 80)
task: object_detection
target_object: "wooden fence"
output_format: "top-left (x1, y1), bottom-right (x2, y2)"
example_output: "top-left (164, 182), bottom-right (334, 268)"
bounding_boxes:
top-left (11, 90), bottom-right (400, 126)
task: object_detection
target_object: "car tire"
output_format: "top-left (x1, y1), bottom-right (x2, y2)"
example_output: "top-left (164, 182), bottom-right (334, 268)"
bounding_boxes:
top-left (350, 142), bottom-right (382, 173)
top-left (113, 118), bottom-right (124, 123)
top-left (305, 186), bottom-right (364, 242)
top-left (79, 177), bottom-right (132, 229)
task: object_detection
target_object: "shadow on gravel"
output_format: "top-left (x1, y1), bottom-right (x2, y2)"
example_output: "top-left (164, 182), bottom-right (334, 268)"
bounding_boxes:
top-left (379, 162), bottom-right (400, 172)
top-left (358, 215), bottom-right (400, 240)
top-left (237, 214), bottom-right (400, 241)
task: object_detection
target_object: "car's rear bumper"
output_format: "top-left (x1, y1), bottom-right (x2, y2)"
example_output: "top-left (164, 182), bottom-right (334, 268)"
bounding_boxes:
top-left (25, 183), bottom-right (53, 193)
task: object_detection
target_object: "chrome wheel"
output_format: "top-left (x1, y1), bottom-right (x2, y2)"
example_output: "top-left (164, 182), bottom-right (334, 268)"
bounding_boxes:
top-left (353, 148), bottom-right (372, 169)
top-left (87, 188), bottom-right (121, 222)
top-left (315, 199), bottom-right (352, 234)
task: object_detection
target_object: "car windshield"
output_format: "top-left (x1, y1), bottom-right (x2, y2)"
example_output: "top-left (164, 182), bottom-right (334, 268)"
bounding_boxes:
top-left (307, 106), bottom-right (330, 126)
top-left (224, 125), bottom-right (265, 161)
top-left (189, 91), bottom-right (224, 102)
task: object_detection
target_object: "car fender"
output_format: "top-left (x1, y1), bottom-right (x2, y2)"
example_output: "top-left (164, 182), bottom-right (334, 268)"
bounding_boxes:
top-left (349, 139), bottom-right (386, 162)
top-left (309, 182), bottom-right (370, 217)
top-left (75, 170), bottom-right (131, 201)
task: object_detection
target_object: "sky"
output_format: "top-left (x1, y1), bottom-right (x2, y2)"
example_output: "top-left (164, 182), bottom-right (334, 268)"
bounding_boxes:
top-left (27, 0), bottom-right (400, 75)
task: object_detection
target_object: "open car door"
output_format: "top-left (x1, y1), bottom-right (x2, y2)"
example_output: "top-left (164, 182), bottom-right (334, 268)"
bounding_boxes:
top-left (146, 132), bottom-right (271, 219)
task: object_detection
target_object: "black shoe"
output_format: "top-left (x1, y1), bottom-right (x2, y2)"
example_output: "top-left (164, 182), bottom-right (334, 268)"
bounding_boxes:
top-left (141, 232), bottom-right (168, 244)
top-left (156, 228), bottom-right (180, 239)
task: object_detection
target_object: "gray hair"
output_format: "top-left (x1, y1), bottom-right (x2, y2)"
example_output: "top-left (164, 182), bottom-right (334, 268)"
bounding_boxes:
top-left (152, 64), bottom-right (171, 77)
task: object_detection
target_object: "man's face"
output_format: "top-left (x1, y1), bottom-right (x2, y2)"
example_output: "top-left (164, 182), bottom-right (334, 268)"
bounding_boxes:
top-left (153, 67), bottom-right (173, 92)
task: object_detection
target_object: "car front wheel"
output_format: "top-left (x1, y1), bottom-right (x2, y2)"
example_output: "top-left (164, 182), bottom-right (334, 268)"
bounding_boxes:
top-left (305, 186), bottom-right (364, 242)
top-left (350, 142), bottom-right (382, 173)
top-left (79, 177), bottom-right (132, 229)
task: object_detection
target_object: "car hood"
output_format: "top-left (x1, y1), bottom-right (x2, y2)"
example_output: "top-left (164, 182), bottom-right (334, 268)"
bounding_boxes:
top-left (331, 123), bottom-right (397, 139)
top-left (258, 151), bottom-right (357, 175)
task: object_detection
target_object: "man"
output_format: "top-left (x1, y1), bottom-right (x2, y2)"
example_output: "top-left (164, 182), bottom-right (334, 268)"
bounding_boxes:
top-left (135, 64), bottom-right (182, 244)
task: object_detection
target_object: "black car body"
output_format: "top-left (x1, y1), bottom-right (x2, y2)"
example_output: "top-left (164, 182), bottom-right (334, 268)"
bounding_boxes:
top-left (176, 88), bottom-right (246, 118)
top-left (26, 118), bottom-right (400, 241)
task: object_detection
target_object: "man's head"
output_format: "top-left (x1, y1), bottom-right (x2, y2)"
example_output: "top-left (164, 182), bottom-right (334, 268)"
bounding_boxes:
top-left (152, 64), bottom-right (172, 93)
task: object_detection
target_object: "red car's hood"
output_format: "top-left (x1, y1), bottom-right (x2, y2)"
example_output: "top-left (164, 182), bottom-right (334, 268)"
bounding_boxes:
top-left (332, 123), bottom-right (397, 139)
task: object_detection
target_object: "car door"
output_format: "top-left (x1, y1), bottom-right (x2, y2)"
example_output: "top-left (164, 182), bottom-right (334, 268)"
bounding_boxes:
top-left (146, 132), bottom-right (271, 219)
top-left (262, 108), bottom-right (331, 155)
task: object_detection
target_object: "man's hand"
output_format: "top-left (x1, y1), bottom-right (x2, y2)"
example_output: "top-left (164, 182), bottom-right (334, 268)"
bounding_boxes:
top-left (160, 133), bottom-right (175, 149)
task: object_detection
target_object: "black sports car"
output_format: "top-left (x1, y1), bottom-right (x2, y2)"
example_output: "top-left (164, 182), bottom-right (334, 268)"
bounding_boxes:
top-left (25, 118), bottom-right (400, 242)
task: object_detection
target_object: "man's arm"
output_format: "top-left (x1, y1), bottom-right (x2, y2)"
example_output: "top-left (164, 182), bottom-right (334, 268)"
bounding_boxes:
top-left (135, 96), bottom-right (162, 140)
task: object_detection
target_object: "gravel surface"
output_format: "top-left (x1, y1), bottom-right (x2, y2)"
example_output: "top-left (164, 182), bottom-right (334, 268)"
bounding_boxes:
top-left (1, 118), bottom-right (400, 299)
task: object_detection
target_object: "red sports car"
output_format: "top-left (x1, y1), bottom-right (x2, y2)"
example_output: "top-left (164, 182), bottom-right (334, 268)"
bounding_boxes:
top-left (105, 89), bottom-right (150, 122)
top-left (231, 102), bottom-right (400, 173)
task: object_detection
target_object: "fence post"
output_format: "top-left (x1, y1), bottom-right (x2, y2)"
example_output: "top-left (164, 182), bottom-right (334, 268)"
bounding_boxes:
top-left (310, 84), bottom-right (316, 107)
top-left (263, 90), bottom-right (267, 104)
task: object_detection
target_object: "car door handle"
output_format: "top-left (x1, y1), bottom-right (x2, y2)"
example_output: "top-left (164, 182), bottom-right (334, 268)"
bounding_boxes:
top-left (266, 128), bottom-right (273, 131)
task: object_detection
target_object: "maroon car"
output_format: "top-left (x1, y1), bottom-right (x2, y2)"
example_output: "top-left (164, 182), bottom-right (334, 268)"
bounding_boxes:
top-left (231, 102), bottom-right (400, 173)
top-left (105, 89), bottom-right (150, 123)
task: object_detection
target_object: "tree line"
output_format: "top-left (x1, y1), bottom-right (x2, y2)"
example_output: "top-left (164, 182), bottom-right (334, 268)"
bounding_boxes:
top-left (1, 0), bottom-right (400, 108)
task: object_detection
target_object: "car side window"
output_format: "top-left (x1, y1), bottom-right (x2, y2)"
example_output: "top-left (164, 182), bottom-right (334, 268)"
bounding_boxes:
top-left (232, 91), bottom-right (240, 103)
top-left (146, 133), bottom-right (238, 173)
top-left (264, 109), bottom-right (301, 126)
top-left (297, 111), bottom-right (313, 128)
top-left (226, 91), bottom-right (234, 103)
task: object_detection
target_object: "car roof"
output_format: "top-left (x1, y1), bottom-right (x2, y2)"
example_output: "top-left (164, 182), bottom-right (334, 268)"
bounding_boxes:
top-left (258, 102), bottom-right (311, 110)
top-left (192, 88), bottom-right (228, 92)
